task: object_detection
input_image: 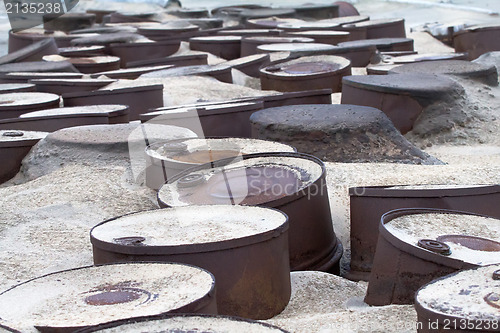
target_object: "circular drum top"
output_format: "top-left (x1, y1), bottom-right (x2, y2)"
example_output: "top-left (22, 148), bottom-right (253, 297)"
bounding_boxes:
top-left (257, 42), bottom-right (336, 53)
top-left (261, 55), bottom-right (350, 77)
top-left (158, 153), bottom-right (324, 207)
top-left (0, 129), bottom-right (47, 144)
top-left (388, 60), bottom-right (497, 77)
top-left (58, 45), bottom-right (107, 57)
top-left (45, 123), bottom-right (196, 148)
top-left (146, 137), bottom-right (295, 164)
top-left (384, 212), bottom-right (500, 265)
top-left (20, 105), bottom-right (128, 118)
top-left (250, 104), bottom-right (389, 131)
top-left (0, 92), bottom-right (59, 109)
top-left (285, 30), bottom-right (350, 37)
top-left (30, 78), bottom-right (116, 87)
top-left (351, 18), bottom-right (405, 28)
top-left (82, 314), bottom-right (288, 333)
top-left (338, 38), bottom-right (413, 49)
top-left (0, 262), bottom-right (215, 331)
top-left (243, 36), bottom-right (314, 44)
top-left (0, 83), bottom-right (35, 93)
top-left (91, 206), bottom-right (288, 249)
top-left (392, 53), bottom-right (467, 64)
top-left (0, 61), bottom-right (78, 73)
top-left (70, 33), bottom-right (147, 47)
top-left (342, 74), bottom-right (460, 97)
top-left (277, 21), bottom-right (341, 31)
top-left (189, 36), bottom-right (242, 43)
top-left (43, 55), bottom-right (121, 65)
top-left (416, 264), bottom-right (500, 322)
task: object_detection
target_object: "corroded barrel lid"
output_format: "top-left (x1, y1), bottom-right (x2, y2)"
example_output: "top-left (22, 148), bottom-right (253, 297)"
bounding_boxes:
top-left (388, 60), bottom-right (498, 84)
top-left (0, 92), bottom-right (59, 110)
top-left (0, 263), bottom-right (216, 332)
top-left (383, 211), bottom-right (500, 265)
top-left (257, 42), bottom-right (336, 53)
top-left (416, 264), bottom-right (500, 326)
top-left (342, 74), bottom-right (460, 98)
top-left (91, 206), bottom-right (288, 252)
top-left (0, 129), bottom-right (47, 147)
top-left (261, 55), bottom-right (350, 78)
top-left (20, 105), bottom-right (128, 118)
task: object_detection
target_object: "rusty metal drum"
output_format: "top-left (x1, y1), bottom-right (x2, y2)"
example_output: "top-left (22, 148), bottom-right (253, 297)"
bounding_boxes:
top-left (260, 55), bottom-right (351, 92)
top-left (91, 205), bottom-right (291, 319)
top-left (365, 208), bottom-right (500, 306)
top-left (348, 184), bottom-right (500, 281)
top-left (158, 152), bottom-right (343, 274)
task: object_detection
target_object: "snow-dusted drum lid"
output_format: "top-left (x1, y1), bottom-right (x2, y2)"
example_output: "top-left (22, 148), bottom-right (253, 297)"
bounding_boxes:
top-left (341, 74), bottom-right (461, 134)
top-left (388, 60), bottom-right (498, 86)
top-left (415, 264), bottom-right (500, 333)
top-left (391, 53), bottom-right (468, 64)
top-left (42, 55), bottom-right (121, 74)
top-left (189, 36), bottom-right (242, 60)
top-left (0, 83), bottom-right (35, 93)
top-left (31, 78), bottom-right (116, 95)
top-left (58, 46), bottom-right (107, 57)
top-left (79, 314), bottom-right (289, 333)
top-left (365, 208), bottom-right (500, 306)
top-left (277, 21), bottom-right (341, 32)
top-left (217, 29), bottom-right (280, 37)
top-left (21, 104), bottom-right (129, 124)
top-left (91, 205), bottom-right (290, 319)
top-left (144, 137), bottom-right (295, 190)
top-left (260, 55), bottom-right (351, 92)
top-left (0, 92), bottom-right (60, 119)
top-left (240, 36), bottom-right (314, 57)
top-left (158, 152), bottom-right (343, 273)
top-left (348, 184), bottom-right (500, 281)
top-left (0, 263), bottom-right (217, 332)
top-left (256, 42), bottom-right (336, 54)
top-left (0, 130), bottom-right (47, 183)
top-left (62, 84), bottom-right (164, 121)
